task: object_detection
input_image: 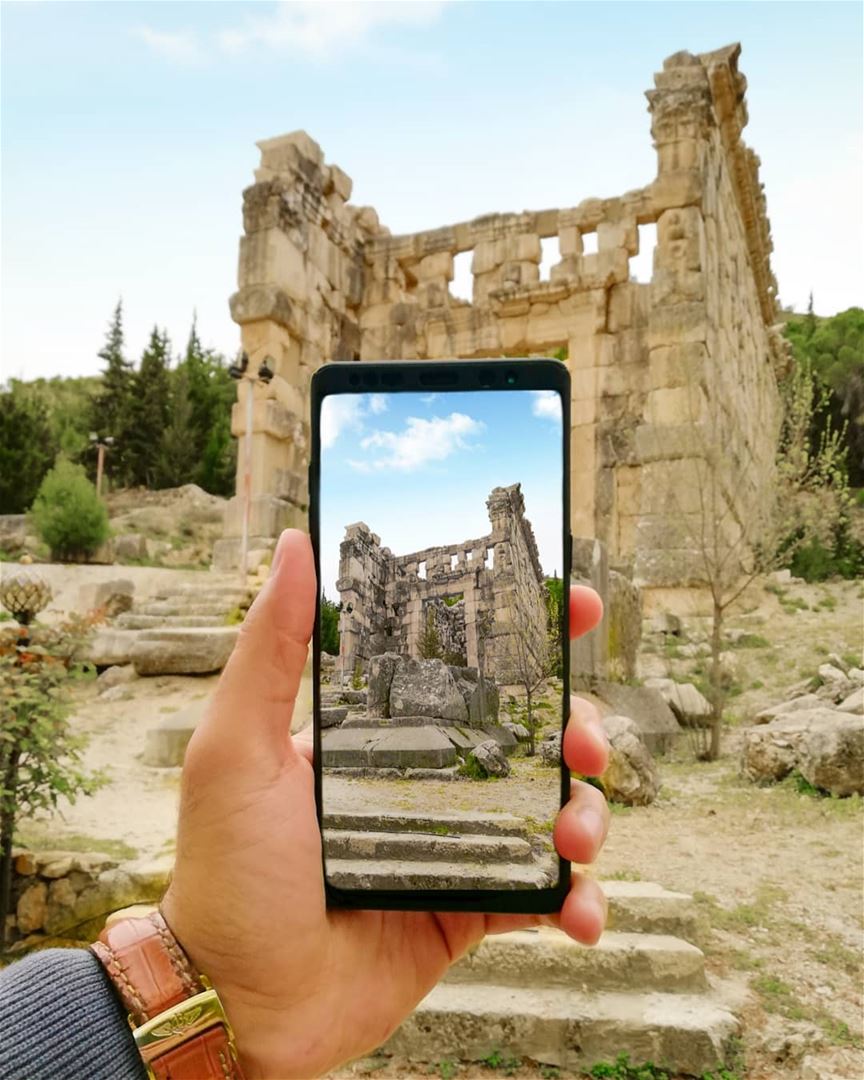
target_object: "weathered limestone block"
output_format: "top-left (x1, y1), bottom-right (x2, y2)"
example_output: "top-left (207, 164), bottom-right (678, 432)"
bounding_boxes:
top-left (742, 709), bottom-right (864, 796)
top-left (389, 659), bottom-right (468, 723)
top-left (16, 881), bottom-right (48, 934)
top-left (645, 678), bottom-right (713, 729)
top-left (468, 739), bottom-right (511, 779)
top-left (131, 628), bottom-right (239, 676)
top-left (601, 715), bottom-right (660, 805)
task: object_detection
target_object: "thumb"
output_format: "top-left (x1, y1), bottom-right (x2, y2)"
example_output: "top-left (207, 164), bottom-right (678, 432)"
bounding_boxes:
top-left (198, 529), bottom-right (316, 769)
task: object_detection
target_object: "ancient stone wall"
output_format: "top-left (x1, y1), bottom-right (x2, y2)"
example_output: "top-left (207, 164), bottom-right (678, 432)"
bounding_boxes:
top-left (218, 44), bottom-right (783, 601)
top-left (335, 484), bottom-right (547, 684)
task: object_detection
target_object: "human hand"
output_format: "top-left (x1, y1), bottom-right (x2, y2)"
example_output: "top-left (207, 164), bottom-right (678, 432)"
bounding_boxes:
top-left (161, 529), bottom-right (609, 1079)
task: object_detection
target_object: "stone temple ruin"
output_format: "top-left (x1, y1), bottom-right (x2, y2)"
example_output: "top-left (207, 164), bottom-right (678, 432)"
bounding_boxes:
top-left (214, 43), bottom-right (784, 609)
top-left (336, 483), bottom-right (548, 685)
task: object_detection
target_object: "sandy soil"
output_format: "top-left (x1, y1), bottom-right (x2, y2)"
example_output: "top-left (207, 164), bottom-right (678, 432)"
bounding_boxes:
top-left (16, 573), bottom-right (863, 1078)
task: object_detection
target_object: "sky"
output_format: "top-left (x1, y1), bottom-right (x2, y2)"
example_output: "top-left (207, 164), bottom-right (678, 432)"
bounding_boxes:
top-left (319, 389), bottom-right (563, 597)
top-left (1, 0), bottom-right (862, 383)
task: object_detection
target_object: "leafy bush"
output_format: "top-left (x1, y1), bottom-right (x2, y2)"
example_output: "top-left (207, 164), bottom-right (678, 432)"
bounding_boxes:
top-left (320, 594), bottom-right (341, 655)
top-left (29, 459), bottom-right (110, 561)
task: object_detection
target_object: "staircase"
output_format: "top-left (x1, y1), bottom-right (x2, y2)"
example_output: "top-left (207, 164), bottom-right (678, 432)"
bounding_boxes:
top-left (322, 811), bottom-right (557, 891)
top-left (326, 814), bottom-right (738, 1075)
top-left (116, 579), bottom-right (255, 630)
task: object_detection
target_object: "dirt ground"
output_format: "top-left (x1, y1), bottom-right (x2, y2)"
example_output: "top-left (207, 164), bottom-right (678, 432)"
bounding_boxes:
top-left (14, 573), bottom-right (863, 1079)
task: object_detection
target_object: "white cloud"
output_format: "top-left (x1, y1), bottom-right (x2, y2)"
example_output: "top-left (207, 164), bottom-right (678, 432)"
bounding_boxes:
top-left (132, 26), bottom-right (202, 64)
top-left (321, 396), bottom-right (365, 449)
top-left (532, 390), bottom-right (561, 422)
top-left (218, 1), bottom-right (448, 60)
top-left (355, 412), bottom-right (484, 471)
top-left (420, 392), bottom-right (440, 404)
top-left (368, 393), bottom-right (389, 415)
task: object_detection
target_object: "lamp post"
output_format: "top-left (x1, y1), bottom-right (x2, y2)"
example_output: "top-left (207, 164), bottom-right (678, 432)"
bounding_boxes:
top-left (228, 354), bottom-right (275, 582)
top-left (89, 434), bottom-right (115, 496)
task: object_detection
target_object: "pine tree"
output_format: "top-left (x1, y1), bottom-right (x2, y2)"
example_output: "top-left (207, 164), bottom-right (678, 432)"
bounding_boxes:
top-left (126, 327), bottom-right (172, 488)
top-left (93, 301), bottom-right (132, 438)
top-left (158, 365), bottom-right (195, 488)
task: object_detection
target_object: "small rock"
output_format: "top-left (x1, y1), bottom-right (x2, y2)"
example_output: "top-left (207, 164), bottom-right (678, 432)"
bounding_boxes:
top-left (754, 694), bottom-right (823, 724)
top-left (502, 722), bottom-right (530, 741)
top-left (770, 569), bottom-right (793, 584)
top-left (468, 739), bottom-right (510, 778)
top-left (818, 663), bottom-right (848, 685)
top-left (837, 687), bottom-right (863, 715)
top-left (644, 678), bottom-right (713, 729)
top-left (539, 731), bottom-right (562, 766)
top-left (41, 857), bottom-right (74, 879)
top-left (16, 882), bottom-right (47, 934)
top-left (601, 715), bottom-right (659, 805)
top-left (320, 706), bottom-right (348, 729)
top-left (848, 667), bottom-right (864, 686)
top-left (649, 613), bottom-right (682, 636)
top-left (97, 664), bottom-right (138, 692)
top-left (679, 642), bottom-right (710, 659)
top-left (826, 653), bottom-right (849, 674)
top-left (14, 852), bottom-right (37, 876)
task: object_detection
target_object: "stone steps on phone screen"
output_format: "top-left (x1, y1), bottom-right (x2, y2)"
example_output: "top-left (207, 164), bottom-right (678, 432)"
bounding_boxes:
top-left (444, 928), bottom-right (708, 994)
top-left (323, 829), bottom-right (534, 864)
top-left (321, 810), bottom-right (530, 839)
top-left (325, 858), bottom-right (555, 891)
top-left (385, 982), bottom-right (738, 1077)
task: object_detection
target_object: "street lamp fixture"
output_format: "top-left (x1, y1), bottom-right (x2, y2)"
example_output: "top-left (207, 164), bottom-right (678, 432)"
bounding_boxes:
top-left (0, 557), bottom-right (53, 647)
top-left (88, 433), bottom-right (115, 496)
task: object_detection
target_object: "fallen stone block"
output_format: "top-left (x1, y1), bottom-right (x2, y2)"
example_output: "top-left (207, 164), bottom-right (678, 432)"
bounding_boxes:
top-left (131, 627), bottom-right (239, 676)
top-left (86, 629), bottom-right (141, 668)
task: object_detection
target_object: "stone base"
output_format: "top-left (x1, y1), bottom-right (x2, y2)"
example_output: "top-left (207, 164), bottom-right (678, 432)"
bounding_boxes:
top-left (322, 721), bottom-right (518, 769)
top-left (131, 628), bottom-right (239, 676)
top-left (143, 700), bottom-right (208, 767)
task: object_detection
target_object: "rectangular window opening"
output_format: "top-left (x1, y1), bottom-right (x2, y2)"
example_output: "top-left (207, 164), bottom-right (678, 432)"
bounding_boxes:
top-left (539, 236), bottom-right (560, 282)
top-left (417, 560), bottom-right (426, 580)
top-left (582, 231), bottom-right (598, 255)
top-left (450, 251), bottom-right (473, 303)
top-left (629, 222), bottom-right (657, 284)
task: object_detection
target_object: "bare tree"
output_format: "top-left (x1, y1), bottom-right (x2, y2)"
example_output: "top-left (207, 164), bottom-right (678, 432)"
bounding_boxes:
top-left (500, 587), bottom-right (555, 756)
top-left (650, 352), bottom-right (852, 761)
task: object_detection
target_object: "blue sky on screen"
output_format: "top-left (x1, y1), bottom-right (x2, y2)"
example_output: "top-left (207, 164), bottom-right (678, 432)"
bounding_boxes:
top-left (319, 389), bottom-right (563, 598)
top-left (1, 2), bottom-right (861, 382)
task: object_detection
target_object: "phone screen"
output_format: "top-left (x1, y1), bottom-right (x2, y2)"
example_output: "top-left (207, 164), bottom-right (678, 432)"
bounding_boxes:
top-left (317, 386), bottom-right (566, 895)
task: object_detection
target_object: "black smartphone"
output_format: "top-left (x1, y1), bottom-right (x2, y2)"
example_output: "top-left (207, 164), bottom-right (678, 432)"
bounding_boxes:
top-left (310, 359), bottom-right (571, 914)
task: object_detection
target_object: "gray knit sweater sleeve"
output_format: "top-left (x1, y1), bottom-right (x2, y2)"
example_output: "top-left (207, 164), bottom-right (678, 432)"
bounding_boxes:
top-left (0, 948), bottom-right (145, 1080)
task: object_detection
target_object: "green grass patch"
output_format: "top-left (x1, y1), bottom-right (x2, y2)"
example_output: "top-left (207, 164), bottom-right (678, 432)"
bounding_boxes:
top-left (14, 829), bottom-right (139, 861)
top-left (730, 633), bottom-right (771, 649)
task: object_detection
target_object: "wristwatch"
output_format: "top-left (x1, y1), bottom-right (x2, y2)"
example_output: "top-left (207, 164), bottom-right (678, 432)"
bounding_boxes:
top-left (90, 911), bottom-right (246, 1080)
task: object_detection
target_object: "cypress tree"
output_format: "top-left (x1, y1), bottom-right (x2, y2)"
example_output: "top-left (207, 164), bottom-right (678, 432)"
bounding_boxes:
top-left (93, 301), bottom-right (132, 441)
top-left (126, 327), bottom-right (172, 488)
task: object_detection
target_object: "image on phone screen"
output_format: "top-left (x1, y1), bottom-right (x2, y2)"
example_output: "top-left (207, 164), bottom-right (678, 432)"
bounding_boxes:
top-left (317, 386), bottom-right (565, 893)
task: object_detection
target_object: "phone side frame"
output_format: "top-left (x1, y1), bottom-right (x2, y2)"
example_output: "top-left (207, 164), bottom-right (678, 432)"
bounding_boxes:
top-left (309, 359), bottom-right (572, 914)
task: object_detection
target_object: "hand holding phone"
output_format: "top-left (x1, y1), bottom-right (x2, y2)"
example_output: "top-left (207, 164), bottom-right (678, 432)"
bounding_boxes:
top-left (163, 528), bottom-right (609, 1078)
top-left (311, 359), bottom-right (583, 914)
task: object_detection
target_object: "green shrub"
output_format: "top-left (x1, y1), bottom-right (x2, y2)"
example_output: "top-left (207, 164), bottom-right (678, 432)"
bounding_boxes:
top-left (29, 459), bottom-right (110, 561)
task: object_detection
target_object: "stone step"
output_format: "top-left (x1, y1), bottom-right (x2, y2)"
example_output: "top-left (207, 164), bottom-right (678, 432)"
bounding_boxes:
top-left (117, 614), bottom-right (228, 629)
top-left (325, 857), bottom-right (556, 891)
top-left (321, 810), bottom-right (529, 839)
top-left (135, 601), bottom-right (237, 617)
top-left (168, 585), bottom-right (254, 603)
top-left (446, 928), bottom-right (707, 994)
top-left (323, 829), bottom-right (533, 864)
top-left (385, 983), bottom-right (738, 1077)
top-left (603, 881), bottom-right (707, 945)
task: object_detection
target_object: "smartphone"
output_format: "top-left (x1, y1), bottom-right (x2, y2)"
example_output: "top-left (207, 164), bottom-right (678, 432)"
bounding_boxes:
top-left (310, 359), bottom-right (570, 914)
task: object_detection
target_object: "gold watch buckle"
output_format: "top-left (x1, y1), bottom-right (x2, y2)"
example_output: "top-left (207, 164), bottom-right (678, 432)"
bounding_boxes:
top-left (132, 979), bottom-right (239, 1076)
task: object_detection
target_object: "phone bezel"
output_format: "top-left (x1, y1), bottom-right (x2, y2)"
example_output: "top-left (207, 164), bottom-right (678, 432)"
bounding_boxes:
top-left (310, 358), bottom-right (571, 914)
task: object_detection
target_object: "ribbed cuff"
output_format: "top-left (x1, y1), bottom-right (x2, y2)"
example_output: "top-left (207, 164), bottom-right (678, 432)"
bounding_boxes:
top-left (0, 948), bottom-right (145, 1080)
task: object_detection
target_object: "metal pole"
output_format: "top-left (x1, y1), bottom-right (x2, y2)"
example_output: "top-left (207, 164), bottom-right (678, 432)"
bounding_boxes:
top-left (240, 377), bottom-right (254, 583)
top-left (96, 444), bottom-right (105, 496)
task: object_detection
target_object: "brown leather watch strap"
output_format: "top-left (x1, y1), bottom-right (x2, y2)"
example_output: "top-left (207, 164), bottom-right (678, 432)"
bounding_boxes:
top-left (91, 912), bottom-right (245, 1080)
